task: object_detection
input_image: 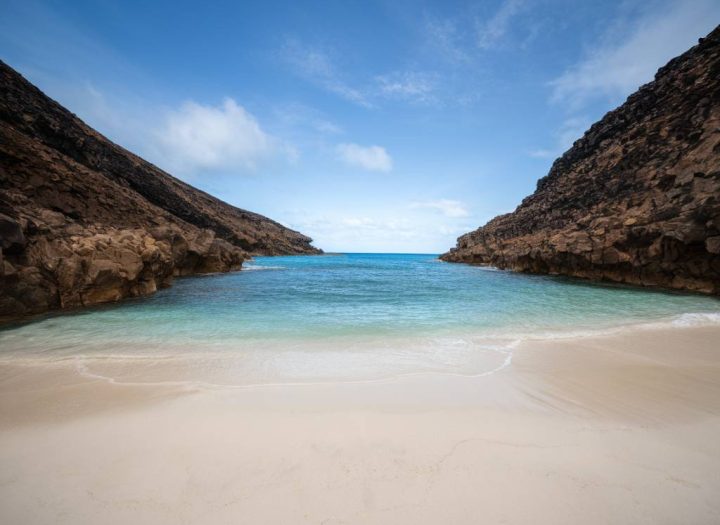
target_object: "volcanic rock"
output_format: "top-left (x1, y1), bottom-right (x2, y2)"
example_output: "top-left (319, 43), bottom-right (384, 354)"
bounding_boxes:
top-left (0, 60), bottom-right (321, 320)
top-left (441, 26), bottom-right (720, 295)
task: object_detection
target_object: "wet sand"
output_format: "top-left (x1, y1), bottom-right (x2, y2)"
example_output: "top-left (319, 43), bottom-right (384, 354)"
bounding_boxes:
top-left (1, 325), bottom-right (719, 524)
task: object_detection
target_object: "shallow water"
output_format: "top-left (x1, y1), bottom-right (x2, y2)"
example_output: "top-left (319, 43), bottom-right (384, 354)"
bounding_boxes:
top-left (1, 254), bottom-right (719, 384)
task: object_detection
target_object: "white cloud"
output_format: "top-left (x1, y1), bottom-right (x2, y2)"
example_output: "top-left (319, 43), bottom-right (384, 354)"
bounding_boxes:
top-left (549, 0), bottom-right (720, 107)
top-left (336, 143), bottom-right (393, 172)
top-left (376, 71), bottom-right (437, 103)
top-left (411, 199), bottom-right (470, 218)
top-left (283, 40), bottom-right (371, 107)
top-left (37, 82), bottom-right (295, 178)
top-left (476, 0), bottom-right (527, 49)
top-left (153, 98), bottom-right (280, 175)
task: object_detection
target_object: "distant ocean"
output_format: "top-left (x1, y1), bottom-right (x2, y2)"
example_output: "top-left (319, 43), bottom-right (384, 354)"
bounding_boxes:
top-left (2, 253), bottom-right (719, 385)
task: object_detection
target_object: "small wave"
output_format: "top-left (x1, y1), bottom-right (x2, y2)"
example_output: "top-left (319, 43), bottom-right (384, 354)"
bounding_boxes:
top-left (242, 264), bottom-right (286, 271)
top-left (474, 266), bottom-right (502, 272)
top-left (496, 311), bottom-right (720, 343)
top-left (670, 312), bottom-right (720, 327)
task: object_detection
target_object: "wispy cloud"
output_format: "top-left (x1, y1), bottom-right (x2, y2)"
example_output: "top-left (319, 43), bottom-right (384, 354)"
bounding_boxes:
top-left (282, 38), bottom-right (445, 107)
top-left (476, 0), bottom-right (528, 50)
top-left (425, 0), bottom-right (530, 59)
top-left (528, 115), bottom-right (592, 160)
top-left (410, 199), bottom-right (470, 218)
top-left (282, 40), bottom-right (372, 107)
top-left (314, 120), bottom-right (343, 135)
top-left (556, 116), bottom-right (591, 149)
top-left (376, 71), bottom-right (438, 104)
top-left (549, 0), bottom-right (720, 108)
top-left (152, 98), bottom-right (287, 175)
top-left (537, 0), bottom-right (719, 164)
top-left (527, 148), bottom-right (555, 159)
top-left (336, 143), bottom-right (393, 172)
top-left (423, 15), bottom-right (472, 64)
top-left (269, 102), bottom-right (343, 139)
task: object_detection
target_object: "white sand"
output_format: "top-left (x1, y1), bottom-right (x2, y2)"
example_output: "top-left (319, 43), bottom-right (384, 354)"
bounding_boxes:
top-left (1, 325), bottom-right (720, 524)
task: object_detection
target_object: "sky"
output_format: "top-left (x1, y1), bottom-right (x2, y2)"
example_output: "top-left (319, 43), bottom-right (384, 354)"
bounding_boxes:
top-left (1, 0), bottom-right (718, 253)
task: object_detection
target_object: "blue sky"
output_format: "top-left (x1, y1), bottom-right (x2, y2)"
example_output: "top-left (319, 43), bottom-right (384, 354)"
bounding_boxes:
top-left (1, 0), bottom-right (718, 252)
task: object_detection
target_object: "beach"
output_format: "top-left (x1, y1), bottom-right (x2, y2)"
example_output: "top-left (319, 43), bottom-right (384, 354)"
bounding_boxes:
top-left (2, 323), bottom-right (719, 524)
top-left (2, 6), bottom-right (720, 525)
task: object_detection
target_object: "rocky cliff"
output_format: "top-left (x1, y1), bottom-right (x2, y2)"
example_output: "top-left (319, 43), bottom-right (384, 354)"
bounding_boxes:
top-left (442, 26), bottom-right (720, 295)
top-left (0, 60), bottom-right (321, 320)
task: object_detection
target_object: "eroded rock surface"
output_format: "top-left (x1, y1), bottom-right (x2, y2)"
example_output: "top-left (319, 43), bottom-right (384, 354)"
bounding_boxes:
top-left (0, 61), bottom-right (320, 320)
top-left (442, 26), bottom-right (720, 295)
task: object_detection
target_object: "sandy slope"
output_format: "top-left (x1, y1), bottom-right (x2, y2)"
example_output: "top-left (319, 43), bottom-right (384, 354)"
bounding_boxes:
top-left (1, 325), bottom-right (719, 524)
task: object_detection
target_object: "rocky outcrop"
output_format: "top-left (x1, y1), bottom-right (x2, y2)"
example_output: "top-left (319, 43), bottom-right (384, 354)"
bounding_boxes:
top-left (0, 60), bottom-right (321, 321)
top-left (442, 26), bottom-right (720, 295)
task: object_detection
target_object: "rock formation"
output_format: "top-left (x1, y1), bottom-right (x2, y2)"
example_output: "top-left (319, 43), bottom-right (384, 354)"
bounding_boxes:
top-left (0, 60), bottom-right (321, 320)
top-left (442, 26), bottom-right (720, 295)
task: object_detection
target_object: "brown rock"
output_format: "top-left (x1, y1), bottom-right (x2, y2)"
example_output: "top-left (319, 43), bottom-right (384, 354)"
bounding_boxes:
top-left (0, 213), bottom-right (25, 251)
top-left (707, 236), bottom-right (720, 254)
top-left (442, 26), bottom-right (720, 295)
top-left (0, 60), bottom-right (321, 321)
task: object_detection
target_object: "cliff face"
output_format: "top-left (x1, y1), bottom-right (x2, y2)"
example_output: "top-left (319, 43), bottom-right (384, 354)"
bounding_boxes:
top-left (0, 60), bottom-right (321, 320)
top-left (442, 27), bottom-right (720, 295)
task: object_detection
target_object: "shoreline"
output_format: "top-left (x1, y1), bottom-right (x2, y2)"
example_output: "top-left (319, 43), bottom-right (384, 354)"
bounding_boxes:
top-left (1, 324), bottom-right (720, 523)
top-left (2, 322), bottom-right (719, 412)
top-left (1, 310), bottom-right (719, 389)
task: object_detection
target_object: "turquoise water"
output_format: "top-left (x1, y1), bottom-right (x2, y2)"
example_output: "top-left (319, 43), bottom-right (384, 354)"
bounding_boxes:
top-left (1, 254), bottom-right (719, 383)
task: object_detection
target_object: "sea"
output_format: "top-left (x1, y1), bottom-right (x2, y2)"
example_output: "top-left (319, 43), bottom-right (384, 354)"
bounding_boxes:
top-left (1, 253), bottom-right (719, 385)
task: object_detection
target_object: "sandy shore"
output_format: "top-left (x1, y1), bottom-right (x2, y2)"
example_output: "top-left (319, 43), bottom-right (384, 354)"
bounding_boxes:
top-left (1, 325), bottom-right (720, 524)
